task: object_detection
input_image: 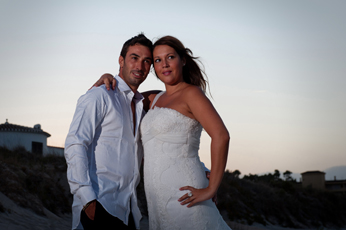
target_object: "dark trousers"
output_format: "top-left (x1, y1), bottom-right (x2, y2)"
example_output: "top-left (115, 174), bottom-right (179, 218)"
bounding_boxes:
top-left (81, 201), bottom-right (136, 230)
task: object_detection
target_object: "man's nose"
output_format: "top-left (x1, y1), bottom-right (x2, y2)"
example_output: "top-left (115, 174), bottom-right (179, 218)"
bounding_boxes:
top-left (136, 61), bottom-right (145, 71)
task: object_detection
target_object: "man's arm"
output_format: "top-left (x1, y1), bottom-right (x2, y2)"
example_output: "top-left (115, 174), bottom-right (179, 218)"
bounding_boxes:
top-left (64, 89), bottom-right (107, 215)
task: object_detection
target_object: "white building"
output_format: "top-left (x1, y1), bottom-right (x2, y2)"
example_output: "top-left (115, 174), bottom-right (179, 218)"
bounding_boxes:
top-left (0, 119), bottom-right (64, 156)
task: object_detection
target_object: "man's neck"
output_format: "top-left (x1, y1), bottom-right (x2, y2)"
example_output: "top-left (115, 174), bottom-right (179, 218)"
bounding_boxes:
top-left (118, 73), bottom-right (138, 93)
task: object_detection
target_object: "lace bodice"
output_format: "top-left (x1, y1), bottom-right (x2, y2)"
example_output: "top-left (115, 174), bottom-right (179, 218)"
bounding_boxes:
top-left (141, 107), bottom-right (202, 159)
top-left (141, 107), bottom-right (202, 135)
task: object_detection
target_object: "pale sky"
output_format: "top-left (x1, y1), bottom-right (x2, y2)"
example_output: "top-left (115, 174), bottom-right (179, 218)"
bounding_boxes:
top-left (1, 0), bottom-right (345, 178)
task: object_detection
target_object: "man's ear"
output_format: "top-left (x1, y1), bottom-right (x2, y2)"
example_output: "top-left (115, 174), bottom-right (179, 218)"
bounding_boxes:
top-left (119, 56), bottom-right (124, 68)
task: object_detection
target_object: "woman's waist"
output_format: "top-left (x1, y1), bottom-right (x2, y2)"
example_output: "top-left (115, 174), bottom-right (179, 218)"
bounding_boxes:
top-left (143, 151), bottom-right (200, 160)
top-left (144, 159), bottom-right (207, 184)
top-left (141, 130), bottom-right (200, 147)
top-left (145, 167), bottom-right (209, 191)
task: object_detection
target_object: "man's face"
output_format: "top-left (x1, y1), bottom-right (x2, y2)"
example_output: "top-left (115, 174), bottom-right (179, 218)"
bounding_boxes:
top-left (119, 44), bottom-right (152, 92)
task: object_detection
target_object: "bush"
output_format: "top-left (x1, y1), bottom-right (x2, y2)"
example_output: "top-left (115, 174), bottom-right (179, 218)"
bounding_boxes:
top-left (217, 170), bottom-right (346, 228)
top-left (0, 147), bottom-right (72, 216)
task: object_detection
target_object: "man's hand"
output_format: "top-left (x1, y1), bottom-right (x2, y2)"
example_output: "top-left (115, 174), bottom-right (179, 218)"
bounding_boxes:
top-left (84, 200), bottom-right (97, 220)
top-left (206, 171), bottom-right (218, 204)
top-left (90, 73), bottom-right (116, 90)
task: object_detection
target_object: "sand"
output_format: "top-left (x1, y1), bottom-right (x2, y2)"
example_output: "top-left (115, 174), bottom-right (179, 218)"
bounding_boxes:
top-left (0, 191), bottom-right (150, 230)
top-left (2, 191), bottom-right (333, 230)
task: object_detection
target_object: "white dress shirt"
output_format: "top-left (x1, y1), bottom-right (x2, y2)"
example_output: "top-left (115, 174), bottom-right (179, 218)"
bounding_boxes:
top-left (65, 75), bottom-right (144, 230)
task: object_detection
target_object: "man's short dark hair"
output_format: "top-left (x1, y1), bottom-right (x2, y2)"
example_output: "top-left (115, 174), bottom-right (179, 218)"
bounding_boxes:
top-left (120, 33), bottom-right (153, 58)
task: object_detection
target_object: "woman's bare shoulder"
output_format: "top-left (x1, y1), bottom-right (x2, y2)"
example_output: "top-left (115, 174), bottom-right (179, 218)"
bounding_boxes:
top-left (183, 85), bottom-right (206, 99)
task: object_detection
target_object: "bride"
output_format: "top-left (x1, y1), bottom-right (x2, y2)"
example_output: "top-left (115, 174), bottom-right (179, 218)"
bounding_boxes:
top-left (97, 36), bottom-right (230, 230)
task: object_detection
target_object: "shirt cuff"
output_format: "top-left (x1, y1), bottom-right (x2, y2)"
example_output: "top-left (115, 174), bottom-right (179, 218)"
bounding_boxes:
top-left (77, 186), bottom-right (97, 206)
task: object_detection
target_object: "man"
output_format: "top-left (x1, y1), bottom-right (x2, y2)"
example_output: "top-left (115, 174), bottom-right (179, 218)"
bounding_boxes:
top-left (65, 34), bottom-right (152, 230)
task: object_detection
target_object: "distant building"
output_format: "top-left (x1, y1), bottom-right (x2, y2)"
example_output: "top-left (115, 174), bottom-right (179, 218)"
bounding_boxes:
top-left (301, 170), bottom-right (346, 194)
top-left (301, 171), bottom-right (326, 190)
top-left (0, 119), bottom-right (64, 156)
top-left (325, 178), bottom-right (346, 193)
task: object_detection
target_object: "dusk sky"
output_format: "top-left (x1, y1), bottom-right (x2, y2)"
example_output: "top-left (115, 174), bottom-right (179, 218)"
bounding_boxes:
top-left (1, 0), bottom-right (345, 179)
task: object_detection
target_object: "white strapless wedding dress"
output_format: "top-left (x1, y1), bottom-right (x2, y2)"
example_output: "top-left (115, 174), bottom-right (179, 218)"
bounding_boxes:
top-left (140, 92), bottom-right (231, 230)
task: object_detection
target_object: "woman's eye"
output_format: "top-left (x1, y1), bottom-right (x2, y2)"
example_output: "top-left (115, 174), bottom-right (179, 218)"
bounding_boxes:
top-left (154, 59), bottom-right (160, 63)
top-left (168, 56), bottom-right (174, 59)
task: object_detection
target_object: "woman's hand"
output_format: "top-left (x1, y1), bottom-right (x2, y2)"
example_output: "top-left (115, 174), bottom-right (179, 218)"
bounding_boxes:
top-left (178, 186), bottom-right (216, 208)
top-left (90, 73), bottom-right (116, 90)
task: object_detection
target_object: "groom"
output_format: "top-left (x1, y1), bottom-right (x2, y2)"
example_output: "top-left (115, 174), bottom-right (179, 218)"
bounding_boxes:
top-left (65, 33), bottom-right (153, 230)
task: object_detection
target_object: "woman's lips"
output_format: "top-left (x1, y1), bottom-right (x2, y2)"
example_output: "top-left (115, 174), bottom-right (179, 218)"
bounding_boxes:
top-left (162, 71), bottom-right (171, 76)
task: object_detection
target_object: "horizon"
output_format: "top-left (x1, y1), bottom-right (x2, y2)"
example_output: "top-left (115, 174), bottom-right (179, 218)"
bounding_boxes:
top-left (1, 122), bottom-right (345, 181)
top-left (1, 0), bottom-right (345, 177)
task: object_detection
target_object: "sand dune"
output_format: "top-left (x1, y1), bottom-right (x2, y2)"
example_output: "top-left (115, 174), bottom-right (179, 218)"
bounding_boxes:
top-left (0, 191), bottom-right (71, 230)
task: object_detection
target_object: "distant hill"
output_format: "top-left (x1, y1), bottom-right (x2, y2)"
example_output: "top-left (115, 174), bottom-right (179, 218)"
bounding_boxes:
top-left (258, 166), bottom-right (346, 182)
top-left (324, 165), bottom-right (346, 180)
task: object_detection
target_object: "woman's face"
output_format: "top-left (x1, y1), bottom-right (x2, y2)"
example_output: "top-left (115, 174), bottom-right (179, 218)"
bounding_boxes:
top-left (153, 45), bottom-right (185, 86)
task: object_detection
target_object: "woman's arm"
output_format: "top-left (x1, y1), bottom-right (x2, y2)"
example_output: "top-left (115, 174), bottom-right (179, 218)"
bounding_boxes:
top-left (90, 74), bottom-right (162, 112)
top-left (179, 86), bottom-right (230, 207)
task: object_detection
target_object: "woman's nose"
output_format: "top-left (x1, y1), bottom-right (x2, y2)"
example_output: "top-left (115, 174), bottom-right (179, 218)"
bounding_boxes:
top-left (162, 59), bottom-right (169, 68)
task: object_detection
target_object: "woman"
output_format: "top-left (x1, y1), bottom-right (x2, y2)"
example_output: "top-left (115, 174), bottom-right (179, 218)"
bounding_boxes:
top-left (97, 36), bottom-right (230, 229)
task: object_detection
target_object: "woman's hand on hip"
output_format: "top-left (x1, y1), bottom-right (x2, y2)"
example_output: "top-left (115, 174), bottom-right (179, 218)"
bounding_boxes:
top-left (178, 186), bottom-right (216, 208)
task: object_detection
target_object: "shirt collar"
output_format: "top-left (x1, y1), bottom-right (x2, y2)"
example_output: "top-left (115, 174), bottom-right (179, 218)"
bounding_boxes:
top-left (115, 75), bottom-right (144, 101)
